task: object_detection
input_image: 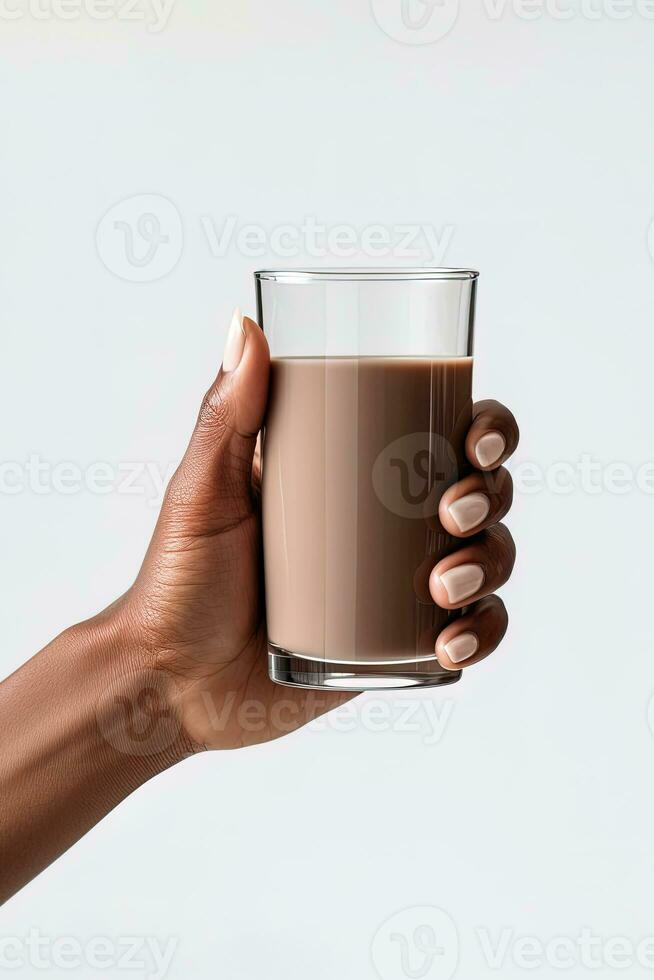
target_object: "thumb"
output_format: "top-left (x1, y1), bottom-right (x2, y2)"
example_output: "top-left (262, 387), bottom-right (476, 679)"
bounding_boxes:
top-left (214, 308), bottom-right (270, 440)
top-left (168, 310), bottom-right (270, 528)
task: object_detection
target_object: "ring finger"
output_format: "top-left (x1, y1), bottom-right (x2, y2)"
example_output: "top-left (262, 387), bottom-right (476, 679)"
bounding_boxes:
top-left (429, 523), bottom-right (516, 610)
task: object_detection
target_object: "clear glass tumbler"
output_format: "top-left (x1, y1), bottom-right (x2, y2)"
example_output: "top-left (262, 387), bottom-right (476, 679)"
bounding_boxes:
top-left (256, 268), bottom-right (478, 691)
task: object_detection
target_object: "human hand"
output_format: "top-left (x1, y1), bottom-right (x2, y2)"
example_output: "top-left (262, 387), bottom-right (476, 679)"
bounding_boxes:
top-left (106, 312), bottom-right (518, 751)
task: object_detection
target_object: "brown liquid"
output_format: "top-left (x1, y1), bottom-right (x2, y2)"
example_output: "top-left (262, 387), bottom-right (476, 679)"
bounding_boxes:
top-left (262, 357), bottom-right (473, 665)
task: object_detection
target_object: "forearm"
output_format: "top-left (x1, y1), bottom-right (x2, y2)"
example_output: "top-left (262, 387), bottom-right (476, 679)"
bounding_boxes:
top-left (0, 611), bottom-right (193, 904)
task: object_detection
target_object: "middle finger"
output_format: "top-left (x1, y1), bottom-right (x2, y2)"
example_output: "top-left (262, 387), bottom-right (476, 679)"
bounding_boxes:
top-left (439, 467), bottom-right (513, 539)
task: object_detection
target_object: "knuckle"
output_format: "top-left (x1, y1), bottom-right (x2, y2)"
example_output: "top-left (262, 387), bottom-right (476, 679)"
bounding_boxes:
top-left (484, 523), bottom-right (516, 581)
top-left (490, 595), bottom-right (509, 629)
top-left (497, 471), bottom-right (514, 513)
top-left (483, 467), bottom-right (514, 509)
top-left (476, 596), bottom-right (509, 644)
top-left (494, 601), bottom-right (510, 642)
top-left (512, 416), bottom-right (520, 447)
top-left (163, 467), bottom-right (196, 510)
top-left (197, 381), bottom-right (234, 435)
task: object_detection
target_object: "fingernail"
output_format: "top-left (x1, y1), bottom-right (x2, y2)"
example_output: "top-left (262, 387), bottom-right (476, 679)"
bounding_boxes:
top-left (437, 563), bottom-right (485, 603)
top-left (444, 632), bottom-right (479, 664)
top-left (475, 431), bottom-right (506, 468)
top-left (223, 308), bottom-right (246, 372)
top-left (448, 492), bottom-right (490, 533)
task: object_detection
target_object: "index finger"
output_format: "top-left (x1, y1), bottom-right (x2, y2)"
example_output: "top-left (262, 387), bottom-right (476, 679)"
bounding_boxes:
top-left (465, 399), bottom-right (520, 471)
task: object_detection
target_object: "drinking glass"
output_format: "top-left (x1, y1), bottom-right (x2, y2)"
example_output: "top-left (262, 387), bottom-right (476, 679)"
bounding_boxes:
top-left (256, 268), bottom-right (478, 691)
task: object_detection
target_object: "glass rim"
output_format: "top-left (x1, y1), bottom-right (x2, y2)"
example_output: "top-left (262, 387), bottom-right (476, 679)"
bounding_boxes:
top-left (254, 267), bottom-right (479, 283)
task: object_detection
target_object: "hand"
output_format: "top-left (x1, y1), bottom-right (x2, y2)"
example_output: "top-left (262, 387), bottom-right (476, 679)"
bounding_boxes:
top-left (111, 311), bottom-right (352, 751)
top-left (107, 312), bottom-right (519, 751)
top-left (433, 400), bottom-right (518, 671)
top-left (0, 311), bottom-right (519, 903)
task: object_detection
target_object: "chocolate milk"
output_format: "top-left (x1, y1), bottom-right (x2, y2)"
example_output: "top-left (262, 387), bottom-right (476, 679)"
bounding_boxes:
top-left (262, 357), bottom-right (473, 665)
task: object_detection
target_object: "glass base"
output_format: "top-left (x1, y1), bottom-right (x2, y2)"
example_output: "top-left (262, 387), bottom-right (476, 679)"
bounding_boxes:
top-left (268, 645), bottom-right (462, 692)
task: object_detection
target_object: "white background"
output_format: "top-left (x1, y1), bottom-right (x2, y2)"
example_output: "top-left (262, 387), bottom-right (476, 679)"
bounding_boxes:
top-left (2, 1), bottom-right (654, 978)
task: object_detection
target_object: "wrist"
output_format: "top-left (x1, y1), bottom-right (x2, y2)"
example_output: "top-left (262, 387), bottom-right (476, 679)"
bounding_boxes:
top-left (0, 608), bottom-right (198, 902)
top-left (71, 605), bottom-right (199, 777)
